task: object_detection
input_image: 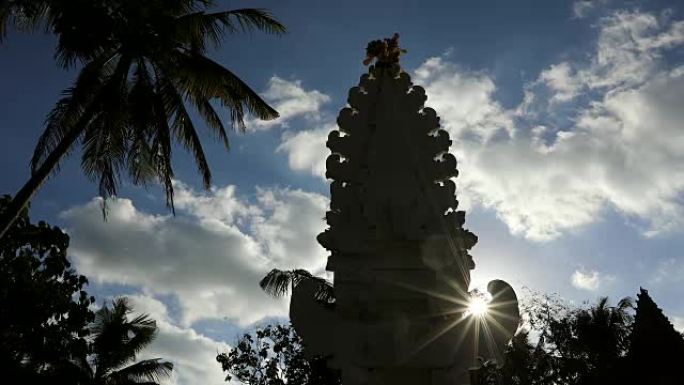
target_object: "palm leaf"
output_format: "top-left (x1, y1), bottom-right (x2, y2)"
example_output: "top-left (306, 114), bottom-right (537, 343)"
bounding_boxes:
top-left (0, 0), bottom-right (50, 42)
top-left (260, 269), bottom-right (335, 304)
top-left (110, 359), bottom-right (173, 384)
top-left (158, 74), bottom-right (212, 189)
top-left (175, 8), bottom-right (285, 50)
top-left (92, 298), bottom-right (163, 377)
top-left (127, 60), bottom-right (158, 186)
top-left (151, 73), bottom-right (176, 214)
top-left (189, 95), bottom-right (230, 150)
top-left (171, 52), bottom-right (279, 129)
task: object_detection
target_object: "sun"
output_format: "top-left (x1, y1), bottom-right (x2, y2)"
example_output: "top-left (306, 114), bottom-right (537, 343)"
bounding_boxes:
top-left (467, 296), bottom-right (489, 317)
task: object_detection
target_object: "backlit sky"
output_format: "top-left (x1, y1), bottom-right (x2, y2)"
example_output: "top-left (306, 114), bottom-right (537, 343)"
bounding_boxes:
top-left (2, 1), bottom-right (684, 384)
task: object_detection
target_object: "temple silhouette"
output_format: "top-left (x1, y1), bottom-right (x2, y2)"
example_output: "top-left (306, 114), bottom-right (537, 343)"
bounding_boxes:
top-left (289, 36), bottom-right (520, 385)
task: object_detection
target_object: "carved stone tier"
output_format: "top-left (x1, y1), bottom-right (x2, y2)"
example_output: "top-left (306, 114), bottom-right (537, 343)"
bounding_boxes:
top-left (290, 64), bottom-right (520, 385)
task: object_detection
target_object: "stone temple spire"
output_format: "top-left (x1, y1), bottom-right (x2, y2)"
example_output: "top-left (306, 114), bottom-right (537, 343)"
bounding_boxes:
top-left (626, 288), bottom-right (684, 384)
top-left (290, 36), bottom-right (520, 385)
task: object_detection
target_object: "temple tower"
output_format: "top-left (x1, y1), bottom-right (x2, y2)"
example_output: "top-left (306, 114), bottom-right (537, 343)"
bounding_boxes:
top-left (290, 38), bottom-right (520, 385)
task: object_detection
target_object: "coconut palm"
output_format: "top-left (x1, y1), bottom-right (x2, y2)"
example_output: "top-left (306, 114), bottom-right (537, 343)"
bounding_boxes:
top-left (76, 298), bottom-right (173, 385)
top-left (0, 0), bottom-right (285, 239)
top-left (0, 0), bottom-right (49, 41)
top-left (260, 268), bottom-right (336, 305)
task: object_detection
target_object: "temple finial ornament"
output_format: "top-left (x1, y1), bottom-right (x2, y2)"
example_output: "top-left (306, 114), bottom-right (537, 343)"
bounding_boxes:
top-left (363, 33), bottom-right (407, 66)
top-left (290, 38), bottom-right (520, 385)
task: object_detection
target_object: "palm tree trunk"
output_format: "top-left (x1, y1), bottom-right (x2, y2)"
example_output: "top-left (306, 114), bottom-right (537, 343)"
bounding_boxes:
top-left (0, 123), bottom-right (84, 240)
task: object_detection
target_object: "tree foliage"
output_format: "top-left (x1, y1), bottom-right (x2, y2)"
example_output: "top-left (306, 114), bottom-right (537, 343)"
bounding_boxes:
top-left (475, 293), bottom-right (635, 385)
top-left (0, 197), bottom-right (172, 384)
top-left (259, 269), bottom-right (335, 305)
top-left (0, 0), bottom-right (286, 239)
top-left (74, 298), bottom-right (173, 385)
top-left (217, 323), bottom-right (341, 385)
top-left (0, 195), bottom-right (95, 383)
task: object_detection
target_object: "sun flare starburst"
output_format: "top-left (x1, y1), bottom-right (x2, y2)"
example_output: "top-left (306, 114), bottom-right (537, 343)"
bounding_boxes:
top-left (467, 296), bottom-right (489, 317)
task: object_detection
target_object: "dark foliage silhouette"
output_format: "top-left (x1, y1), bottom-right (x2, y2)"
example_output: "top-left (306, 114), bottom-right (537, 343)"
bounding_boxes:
top-left (0, 0), bottom-right (286, 239)
top-left (473, 291), bottom-right (684, 385)
top-left (217, 323), bottom-right (341, 385)
top-left (73, 298), bottom-right (173, 385)
top-left (260, 268), bottom-right (336, 305)
top-left (0, 195), bottom-right (95, 383)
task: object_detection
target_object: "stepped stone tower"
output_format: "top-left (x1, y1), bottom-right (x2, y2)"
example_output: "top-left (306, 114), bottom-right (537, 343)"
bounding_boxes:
top-left (290, 36), bottom-right (520, 385)
top-left (626, 288), bottom-right (684, 385)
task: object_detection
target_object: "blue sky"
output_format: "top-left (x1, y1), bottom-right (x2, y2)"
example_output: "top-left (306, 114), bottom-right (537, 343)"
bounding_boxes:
top-left (2, 1), bottom-right (684, 384)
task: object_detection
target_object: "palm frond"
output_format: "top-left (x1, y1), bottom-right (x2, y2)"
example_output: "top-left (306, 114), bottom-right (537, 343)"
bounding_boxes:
top-left (189, 96), bottom-right (230, 150)
top-left (32, 58), bottom-right (105, 173)
top-left (259, 269), bottom-right (335, 304)
top-left (127, 60), bottom-right (158, 186)
top-left (50, 0), bottom-right (116, 68)
top-left (616, 297), bottom-right (633, 311)
top-left (32, 51), bottom-right (123, 179)
top-left (80, 82), bottom-right (128, 201)
top-left (122, 316), bottom-right (158, 360)
top-left (0, 0), bottom-right (50, 42)
top-left (151, 74), bottom-right (176, 214)
top-left (175, 8), bottom-right (285, 50)
top-left (92, 298), bottom-right (164, 375)
top-left (111, 359), bottom-right (173, 384)
top-left (216, 8), bottom-right (286, 35)
top-left (171, 52), bottom-right (279, 129)
top-left (158, 74), bottom-right (212, 189)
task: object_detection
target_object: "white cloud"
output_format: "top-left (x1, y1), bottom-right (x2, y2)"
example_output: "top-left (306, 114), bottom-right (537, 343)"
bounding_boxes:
top-left (538, 11), bottom-right (684, 101)
top-left (62, 182), bottom-right (329, 326)
top-left (571, 269), bottom-right (601, 291)
top-left (127, 295), bottom-right (230, 385)
top-left (414, 57), bottom-right (515, 142)
top-left (538, 62), bottom-right (581, 103)
top-left (572, 1), bottom-right (595, 19)
top-left (268, 10), bottom-right (684, 243)
top-left (572, 0), bottom-right (611, 19)
top-left (276, 125), bottom-right (333, 180)
top-left (413, 10), bottom-right (684, 241)
top-left (249, 76), bottom-right (330, 130)
top-left (672, 316), bottom-right (684, 333)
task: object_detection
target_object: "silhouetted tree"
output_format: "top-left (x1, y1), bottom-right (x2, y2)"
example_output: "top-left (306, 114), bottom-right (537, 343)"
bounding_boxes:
top-left (475, 294), bottom-right (634, 385)
top-left (0, 0), bottom-right (286, 239)
top-left (0, 195), bottom-right (95, 383)
top-left (260, 269), bottom-right (335, 305)
top-left (217, 323), bottom-right (341, 385)
top-left (74, 298), bottom-right (173, 385)
top-left (549, 296), bottom-right (632, 385)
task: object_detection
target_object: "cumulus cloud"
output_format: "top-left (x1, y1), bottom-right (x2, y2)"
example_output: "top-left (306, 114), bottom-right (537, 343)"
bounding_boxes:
top-left (537, 11), bottom-right (684, 101)
top-left (127, 295), bottom-right (229, 385)
top-left (572, 0), bottom-right (611, 19)
top-left (571, 269), bottom-right (601, 291)
top-left (413, 10), bottom-right (684, 240)
top-left (276, 125), bottom-right (333, 180)
top-left (414, 57), bottom-right (515, 142)
top-left (249, 76), bottom-right (330, 130)
top-left (537, 62), bottom-right (582, 103)
top-left (270, 9), bottom-right (684, 243)
top-left (62, 182), bottom-right (329, 326)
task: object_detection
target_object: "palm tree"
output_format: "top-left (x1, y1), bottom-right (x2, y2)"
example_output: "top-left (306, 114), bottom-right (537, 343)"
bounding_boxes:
top-left (75, 297), bottom-right (173, 385)
top-left (0, 0), bottom-right (285, 239)
top-left (547, 296), bottom-right (633, 385)
top-left (260, 268), bottom-right (336, 305)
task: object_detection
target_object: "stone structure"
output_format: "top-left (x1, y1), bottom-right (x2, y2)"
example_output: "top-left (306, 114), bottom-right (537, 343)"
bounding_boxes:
top-left (626, 288), bottom-right (684, 385)
top-left (290, 50), bottom-right (520, 385)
